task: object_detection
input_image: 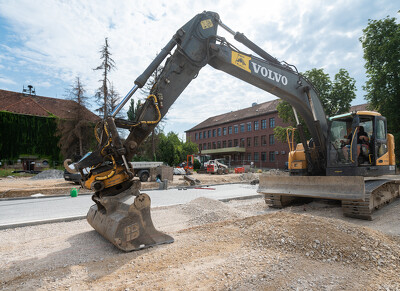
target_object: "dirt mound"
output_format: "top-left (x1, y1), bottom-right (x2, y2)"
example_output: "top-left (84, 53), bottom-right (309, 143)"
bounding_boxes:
top-left (179, 197), bottom-right (248, 225)
top-left (30, 169), bottom-right (64, 180)
top-left (236, 212), bottom-right (400, 268)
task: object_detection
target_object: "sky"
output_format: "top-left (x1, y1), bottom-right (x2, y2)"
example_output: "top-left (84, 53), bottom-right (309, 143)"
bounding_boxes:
top-left (0, 0), bottom-right (399, 140)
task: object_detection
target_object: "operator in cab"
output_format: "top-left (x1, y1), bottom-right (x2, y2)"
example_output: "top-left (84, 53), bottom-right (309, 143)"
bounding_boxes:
top-left (341, 126), bottom-right (369, 162)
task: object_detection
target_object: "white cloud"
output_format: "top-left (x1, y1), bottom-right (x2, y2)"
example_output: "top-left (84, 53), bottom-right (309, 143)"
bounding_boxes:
top-left (0, 0), bottom-right (399, 136)
top-left (0, 76), bottom-right (16, 85)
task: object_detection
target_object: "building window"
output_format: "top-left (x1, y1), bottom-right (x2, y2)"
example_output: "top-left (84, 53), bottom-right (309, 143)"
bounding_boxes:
top-left (217, 141), bottom-right (221, 148)
top-left (199, 144), bottom-right (202, 150)
top-left (203, 143), bottom-right (206, 149)
top-left (261, 119), bottom-right (267, 129)
top-left (269, 134), bottom-right (275, 145)
top-left (228, 140), bottom-right (232, 147)
top-left (240, 123), bottom-right (245, 132)
top-left (247, 153), bottom-right (251, 162)
top-left (208, 142), bottom-right (211, 149)
top-left (254, 121), bottom-right (259, 131)
top-left (254, 136), bottom-right (259, 147)
top-left (247, 122), bottom-right (252, 131)
top-left (228, 126), bottom-right (232, 134)
top-left (234, 139), bottom-right (238, 147)
top-left (261, 152), bottom-right (267, 161)
top-left (213, 129), bottom-right (216, 137)
top-left (254, 152), bottom-right (259, 162)
top-left (208, 130), bottom-right (211, 138)
top-left (218, 128), bottom-right (221, 136)
top-left (261, 135), bottom-right (267, 146)
top-left (195, 133), bottom-right (198, 140)
top-left (269, 117), bottom-right (275, 128)
top-left (234, 125), bottom-right (238, 134)
top-left (203, 131), bottom-right (206, 139)
top-left (269, 151), bottom-right (276, 162)
top-left (213, 142), bottom-right (216, 149)
top-left (223, 127), bottom-right (227, 136)
top-left (199, 132), bottom-right (202, 139)
top-left (240, 138), bottom-right (245, 147)
top-left (222, 140), bottom-right (226, 148)
top-left (247, 137), bottom-right (251, 147)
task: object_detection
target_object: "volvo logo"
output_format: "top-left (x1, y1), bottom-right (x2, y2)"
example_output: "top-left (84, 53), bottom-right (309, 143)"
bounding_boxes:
top-left (251, 62), bottom-right (288, 86)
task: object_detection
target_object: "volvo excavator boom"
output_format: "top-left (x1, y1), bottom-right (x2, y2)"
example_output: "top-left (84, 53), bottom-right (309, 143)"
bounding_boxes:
top-left (71, 11), bottom-right (397, 251)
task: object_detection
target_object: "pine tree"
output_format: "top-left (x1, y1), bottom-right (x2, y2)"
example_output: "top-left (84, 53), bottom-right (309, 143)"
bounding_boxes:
top-left (94, 37), bottom-right (116, 119)
top-left (108, 82), bottom-right (121, 117)
top-left (127, 98), bottom-right (142, 121)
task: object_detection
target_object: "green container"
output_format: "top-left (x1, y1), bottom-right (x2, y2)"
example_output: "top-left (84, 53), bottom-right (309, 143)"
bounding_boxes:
top-left (70, 188), bottom-right (79, 197)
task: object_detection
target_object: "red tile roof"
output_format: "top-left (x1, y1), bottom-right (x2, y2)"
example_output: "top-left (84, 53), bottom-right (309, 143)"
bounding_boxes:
top-left (0, 89), bottom-right (99, 122)
top-left (187, 99), bottom-right (369, 132)
top-left (186, 99), bottom-right (280, 132)
top-left (350, 103), bottom-right (369, 112)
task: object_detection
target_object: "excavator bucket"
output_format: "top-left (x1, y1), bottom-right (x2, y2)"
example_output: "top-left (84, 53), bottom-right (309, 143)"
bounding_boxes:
top-left (258, 175), bottom-right (366, 204)
top-left (87, 181), bottom-right (173, 251)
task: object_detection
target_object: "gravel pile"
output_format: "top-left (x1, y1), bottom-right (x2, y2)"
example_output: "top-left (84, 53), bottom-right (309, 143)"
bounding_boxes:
top-left (238, 212), bottom-right (400, 268)
top-left (239, 173), bottom-right (257, 181)
top-left (179, 197), bottom-right (248, 225)
top-left (263, 169), bottom-right (289, 175)
top-left (30, 169), bottom-right (64, 180)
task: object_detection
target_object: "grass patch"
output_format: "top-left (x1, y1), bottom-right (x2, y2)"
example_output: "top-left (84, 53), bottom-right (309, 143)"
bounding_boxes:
top-left (0, 168), bottom-right (15, 177)
top-left (0, 169), bottom-right (36, 178)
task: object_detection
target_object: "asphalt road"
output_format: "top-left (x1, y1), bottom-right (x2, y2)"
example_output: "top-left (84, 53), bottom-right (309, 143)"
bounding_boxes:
top-left (0, 184), bottom-right (260, 229)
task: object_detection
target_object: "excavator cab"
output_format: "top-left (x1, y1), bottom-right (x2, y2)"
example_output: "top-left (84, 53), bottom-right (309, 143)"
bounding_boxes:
top-left (326, 111), bottom-right (396, 176)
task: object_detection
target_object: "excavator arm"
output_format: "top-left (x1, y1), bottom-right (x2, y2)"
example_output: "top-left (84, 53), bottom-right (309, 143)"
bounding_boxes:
top-left (126, 11), bottom-right (327, 174)
top-left (75, 11), bottom-right (330, 251)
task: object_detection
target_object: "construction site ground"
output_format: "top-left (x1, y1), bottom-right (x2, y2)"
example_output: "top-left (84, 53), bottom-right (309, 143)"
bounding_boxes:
top-left (0, 172), bottom-right (249, 198)
top-left (1, 172), bottom-right (400, 290)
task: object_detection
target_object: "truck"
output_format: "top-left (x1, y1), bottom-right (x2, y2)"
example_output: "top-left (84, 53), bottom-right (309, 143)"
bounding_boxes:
top-left (70, 11), bottom-right (398, 251)
top-left (130, 161), bottom-right (163, 182)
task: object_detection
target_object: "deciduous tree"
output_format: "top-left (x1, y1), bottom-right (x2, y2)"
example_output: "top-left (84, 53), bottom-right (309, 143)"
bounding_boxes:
top-left (360, 16), bottom-right (400, 159)
top-left (274, 68), bottom-right (356, 142)
top-left (57, 77), bottom-right (95, 159)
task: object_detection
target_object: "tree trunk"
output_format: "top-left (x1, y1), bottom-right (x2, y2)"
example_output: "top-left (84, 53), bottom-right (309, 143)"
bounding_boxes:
top-left (152, 130), bottom-right (156, 160)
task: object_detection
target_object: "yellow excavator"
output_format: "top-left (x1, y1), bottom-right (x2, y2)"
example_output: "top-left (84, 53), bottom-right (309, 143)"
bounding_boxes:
top-left (66, 11), bottom-right (398, 251)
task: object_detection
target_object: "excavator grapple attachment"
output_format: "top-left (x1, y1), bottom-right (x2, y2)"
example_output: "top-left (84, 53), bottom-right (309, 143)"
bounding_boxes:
top-left (87, 181), bottom-right (174, 251)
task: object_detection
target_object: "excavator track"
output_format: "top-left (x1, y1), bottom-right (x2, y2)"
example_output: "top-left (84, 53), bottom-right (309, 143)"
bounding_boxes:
top-left (341, 179), bottom-right (400, 220)
top-left (259, 175), bottom-right (400, 220)
top-left (264, 194), bottom-right (297, 208)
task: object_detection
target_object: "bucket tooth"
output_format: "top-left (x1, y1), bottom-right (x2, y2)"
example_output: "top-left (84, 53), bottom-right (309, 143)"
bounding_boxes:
top-left (87, 181), bottom-right (174, 251)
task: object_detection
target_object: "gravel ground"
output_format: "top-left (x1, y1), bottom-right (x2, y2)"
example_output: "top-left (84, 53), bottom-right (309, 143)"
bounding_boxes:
top-left (1, 195), bottom-right (400, 290)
